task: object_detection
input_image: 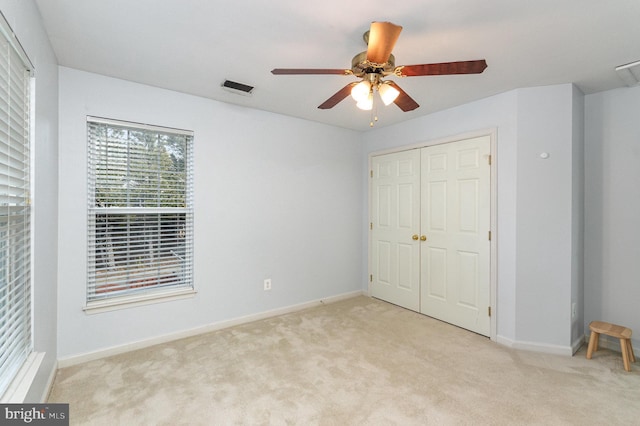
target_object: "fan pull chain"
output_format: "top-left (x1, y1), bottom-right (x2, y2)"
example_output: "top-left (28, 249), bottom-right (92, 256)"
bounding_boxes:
top-left (370, 110), bottom-right (378, 127)
top-left (370, 90), bottom-right (379, 127)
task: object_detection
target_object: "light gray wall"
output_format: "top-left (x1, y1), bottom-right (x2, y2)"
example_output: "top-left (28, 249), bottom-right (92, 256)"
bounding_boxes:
top-left (57, 67), bottom-right (363, 359)
top-left (514, 85), bottom-right (581, 348)
top-left (585, 85), bottom-right (640, 350)
top-left (362, 84), bottom-right (583, 352)
top-left (0, 0), bottom-right (59, 401)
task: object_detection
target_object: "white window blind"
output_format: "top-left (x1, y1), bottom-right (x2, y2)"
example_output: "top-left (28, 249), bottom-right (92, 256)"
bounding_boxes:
top-left (0, 12), bottom-right (33, 397)
top-left (87, 117), bottom-right (194, 304)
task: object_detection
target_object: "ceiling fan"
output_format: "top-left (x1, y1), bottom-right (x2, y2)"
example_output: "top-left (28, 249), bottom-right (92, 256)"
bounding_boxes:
top-left (271, 22), bottom-right (487, 117)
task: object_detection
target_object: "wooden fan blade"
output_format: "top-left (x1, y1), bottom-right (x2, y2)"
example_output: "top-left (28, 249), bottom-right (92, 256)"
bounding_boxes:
top-left (271, 68), bottom-right (351, 75)
top-left (318, 83), bottom-right (358, 109)
top-left (387, 81), bottom-right (419, 112)
top-left (366, 22), bottom-right (402, 65)
top-left (398, 60), bottom-right (487, 77)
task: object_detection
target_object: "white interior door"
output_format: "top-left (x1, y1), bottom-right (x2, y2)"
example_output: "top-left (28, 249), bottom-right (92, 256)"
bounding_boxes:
top-left (419, 136), bottom-right (491, 336)
top-left (371, 149), bottom-right (421, 312)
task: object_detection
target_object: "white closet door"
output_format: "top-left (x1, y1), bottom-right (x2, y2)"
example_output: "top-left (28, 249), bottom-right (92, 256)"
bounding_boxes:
top-left (371, 149), bottom-right (421, 311)
top-left (420, 136), bottom-right (491, 336)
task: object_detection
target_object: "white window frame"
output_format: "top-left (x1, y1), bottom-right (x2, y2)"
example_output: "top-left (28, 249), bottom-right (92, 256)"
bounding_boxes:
top-left (0, 11), bottom-right (35, 400)
top-left (85, 117), bottom-right (195, 314)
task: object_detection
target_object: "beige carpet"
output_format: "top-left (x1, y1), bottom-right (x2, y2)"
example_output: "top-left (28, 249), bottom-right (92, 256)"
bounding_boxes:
top-left (48, 296), bottom-right (640, 425)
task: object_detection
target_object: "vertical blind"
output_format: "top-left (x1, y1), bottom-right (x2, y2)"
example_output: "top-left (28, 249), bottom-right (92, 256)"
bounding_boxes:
top-left (0, 13), bottom-right (33, 397)
top-left (87, 117), bottom-right (194, 303)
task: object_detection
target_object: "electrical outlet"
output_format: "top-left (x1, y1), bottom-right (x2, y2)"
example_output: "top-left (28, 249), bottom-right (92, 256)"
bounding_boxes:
top-left (264, 279), bottom-right (272, 291)
top-left (571, 302), bottom-right (577, 319)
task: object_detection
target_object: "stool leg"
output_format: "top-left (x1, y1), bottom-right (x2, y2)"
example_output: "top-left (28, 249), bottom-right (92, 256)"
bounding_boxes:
top-left (587, 331), bottom-right (599, 359)
top-left (627, 339), bottom-right (636, 363)
top-left (620, 338), bottom-right (631, 372)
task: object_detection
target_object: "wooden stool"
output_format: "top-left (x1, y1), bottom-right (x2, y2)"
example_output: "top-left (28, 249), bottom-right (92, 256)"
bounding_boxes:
top-left (586, 321), bottom-right (635, 371)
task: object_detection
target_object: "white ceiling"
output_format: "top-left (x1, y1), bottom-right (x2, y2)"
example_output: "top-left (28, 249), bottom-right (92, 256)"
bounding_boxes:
top-left (35, 0), bottom-right (640, 131)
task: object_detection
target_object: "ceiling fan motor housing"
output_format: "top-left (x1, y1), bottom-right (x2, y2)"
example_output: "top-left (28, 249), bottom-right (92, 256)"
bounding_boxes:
top-left (351, 51), bottom-right (396, 77)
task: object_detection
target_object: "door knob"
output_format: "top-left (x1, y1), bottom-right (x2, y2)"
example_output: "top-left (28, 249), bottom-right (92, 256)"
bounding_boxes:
top-left (420, 235), bottom-right (427, 241)
top-left (412, 234), bottom-right (419, 240)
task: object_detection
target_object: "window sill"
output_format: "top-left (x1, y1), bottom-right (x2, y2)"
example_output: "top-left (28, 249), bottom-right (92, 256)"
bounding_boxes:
top-left (1, 352), bottom-right (44, 403)
top-left (83, 287), bottom-right (197, 314)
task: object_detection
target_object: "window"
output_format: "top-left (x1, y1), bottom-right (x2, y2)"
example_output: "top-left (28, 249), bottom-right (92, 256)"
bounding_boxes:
top-left (87, 117), bottom-right (194, 309)
top-left (0, 13), bottom-right (33, 397)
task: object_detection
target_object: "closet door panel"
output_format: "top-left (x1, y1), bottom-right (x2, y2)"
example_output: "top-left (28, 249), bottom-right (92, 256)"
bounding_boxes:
top-left (371, 149), bottom-right (421, 311)
top-left (420, 136), bottom-right (491, 336)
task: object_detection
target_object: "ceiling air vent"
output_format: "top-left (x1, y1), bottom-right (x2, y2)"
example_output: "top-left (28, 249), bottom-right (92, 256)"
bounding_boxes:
top-left (615, 60), bottom-right (640, 87)
top-left (221, 80), bottom-right (254, 96)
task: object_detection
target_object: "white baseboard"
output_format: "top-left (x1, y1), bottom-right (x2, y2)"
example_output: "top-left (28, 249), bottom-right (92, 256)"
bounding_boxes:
top-left (571, 335), bottom-right (586, 355)
top-left (40, 360), bottom-right (58, 403)
top-left (58, 290), bottom-right (365, 368)
top-left (496, 335), bottom-right (576, 356)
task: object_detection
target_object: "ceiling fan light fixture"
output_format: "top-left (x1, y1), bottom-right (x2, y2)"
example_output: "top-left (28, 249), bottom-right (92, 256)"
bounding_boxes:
top-left (351, 80), bottom-right (371, 102)
top-left (356, 92), bottom-right (374, 110)
top-left (378, 82), bottom-right (400, 106)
